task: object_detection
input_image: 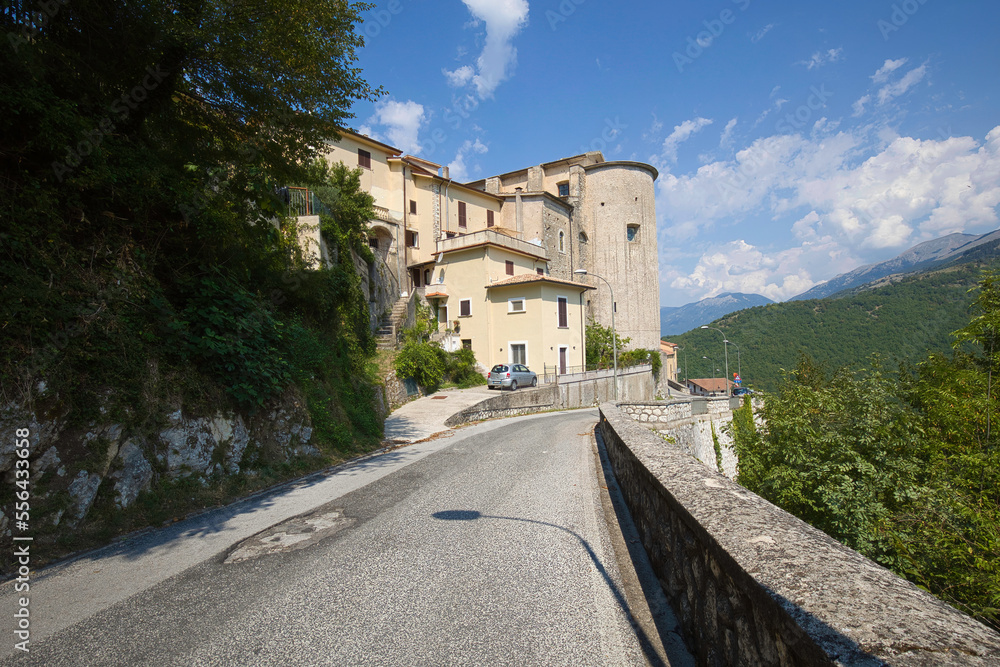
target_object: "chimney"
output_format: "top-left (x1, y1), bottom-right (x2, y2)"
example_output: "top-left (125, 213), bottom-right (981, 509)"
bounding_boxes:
top-left (442, 166), bottom-right (450, 180)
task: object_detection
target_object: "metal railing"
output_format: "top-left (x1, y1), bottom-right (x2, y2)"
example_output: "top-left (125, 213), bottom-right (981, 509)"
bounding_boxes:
top-left (285, 187), bottom-right (333, 217)
top-left (541, 362), bottom-right (652, 385)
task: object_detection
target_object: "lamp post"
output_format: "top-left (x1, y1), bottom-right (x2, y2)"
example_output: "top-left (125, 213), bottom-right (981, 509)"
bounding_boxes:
top-left (701, 325), bottom-right (730, 395)
top-left (574, 269), bottom-right (617, 400)
top-left (728, 341), bottom-right (742, 381)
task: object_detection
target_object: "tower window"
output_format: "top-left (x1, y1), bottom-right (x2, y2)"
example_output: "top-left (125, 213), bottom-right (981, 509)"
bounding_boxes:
top-left (627, 224), bottom-right (640, 242)
top-left (557, 182), bottom-right (570, 197)
top-left (558, 231), bottom-right (565, 253)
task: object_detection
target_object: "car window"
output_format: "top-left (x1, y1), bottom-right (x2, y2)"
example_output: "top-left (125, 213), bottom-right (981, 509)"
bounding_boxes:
top-left (491, 365), bottom-right (507, 373)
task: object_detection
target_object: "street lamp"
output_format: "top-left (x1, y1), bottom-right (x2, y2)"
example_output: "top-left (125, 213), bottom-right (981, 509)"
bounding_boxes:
top-left (727, 341), bottom-right (742, 381)
top-left (574, 269), bottom-right (617, 400)
top-left (701, 325), bottom-right (730, 395)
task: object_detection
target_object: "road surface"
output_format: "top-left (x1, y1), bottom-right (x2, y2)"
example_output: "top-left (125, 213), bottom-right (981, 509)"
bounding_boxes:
top-left (2, 410), bottom-right (688, 666)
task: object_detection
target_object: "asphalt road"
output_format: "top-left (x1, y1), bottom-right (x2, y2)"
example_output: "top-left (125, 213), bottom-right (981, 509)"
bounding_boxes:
top-left (2, 410), bottom-right (682, 666)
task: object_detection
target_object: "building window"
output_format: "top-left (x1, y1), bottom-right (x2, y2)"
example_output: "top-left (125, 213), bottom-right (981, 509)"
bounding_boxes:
top-left (368, 237), bottom-right (378, 249)
top-left (557, 182), bottom-right (570, 197)
top-left (405, 230), bottom-right (418, 247)
top-left (462, 339), bottom-right (472, 351)
top-left (487, 210), bottom-right (494, 227)
top-left (558, 296), bottom-right (568, 328)
top-left (536, 268), bottom-right (544, 276)
top-left (627, 224), bottom-right (640, 242)
top-left (410, 200), bottom-right (417, 214)
top-left (505, 260), bottom-right (514, 276)
top-left (508, 297), bottom-right (525, 313)
top-left (559, 231), bottom-right (565, 253)
top-left (510, 343), bottom-right (526, 365)
top-left (579, 231), bottom-right (588, 244)
top-left (458, 201), bottom-right (467, 228)
top-left (460, 299), bottom-right (471, 317)
top-left (423, 269), bottom-right (430, 285)
top-left (358, 148), bottom-right (371, 169)
top-left (446, 231), bottom-right (456, 239)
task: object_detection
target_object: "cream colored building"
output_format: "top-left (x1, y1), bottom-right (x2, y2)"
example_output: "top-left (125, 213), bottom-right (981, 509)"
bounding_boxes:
top-left (305, 128), bottom-right (660, 374)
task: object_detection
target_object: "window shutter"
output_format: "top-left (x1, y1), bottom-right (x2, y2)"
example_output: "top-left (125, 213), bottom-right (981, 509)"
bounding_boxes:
top-left (458, 201), bottom-right (467, 228)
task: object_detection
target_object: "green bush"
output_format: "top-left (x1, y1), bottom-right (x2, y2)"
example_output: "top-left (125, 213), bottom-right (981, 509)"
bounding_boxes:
top-left (447, 348), bottom-right (487, 388)
top-left (394, 341), bottom-right (447, 391)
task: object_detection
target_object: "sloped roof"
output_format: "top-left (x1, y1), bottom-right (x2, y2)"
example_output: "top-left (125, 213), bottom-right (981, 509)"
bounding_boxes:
top-left (688, 378), bottom-right (733, 392)
top-left (485, 274), bottom-right (595, 290)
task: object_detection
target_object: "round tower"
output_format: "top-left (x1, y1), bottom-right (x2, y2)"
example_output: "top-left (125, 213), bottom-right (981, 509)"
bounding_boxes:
top-left (580, 162), bottom-right (661, 351)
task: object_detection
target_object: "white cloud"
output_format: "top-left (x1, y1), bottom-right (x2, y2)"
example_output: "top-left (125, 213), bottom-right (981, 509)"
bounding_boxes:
top-left (661, 117), bottom-right (714, 164)
top-left (366, 99), bottom-right (427, 154)
top-left (800, 47), bottom-right (843, 69)
top-left (443, 65), bottom-right (475, 88)
top-left (852, 94), bottom-right (870, 117)
top-left (657, 124), bottom-right (1000, 301)
top-left (877, 62), bottom-right (928, 105)
top-left (751, 23), bottom-right (774, 43)
top-left (448, 138), bottom-right (489, 181)
top-left (453, 0), bottom-right (530, 99)
top-left (872, 57), bottom-right (908, 84)
top-left (720, 118), bottom-right (738, 148)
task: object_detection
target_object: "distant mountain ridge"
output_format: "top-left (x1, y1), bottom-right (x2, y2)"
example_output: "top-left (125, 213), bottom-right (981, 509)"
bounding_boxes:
top-left (661, 292), bottom-right (774, 337)
top-left (790, 229), bottom-right (1000, 301)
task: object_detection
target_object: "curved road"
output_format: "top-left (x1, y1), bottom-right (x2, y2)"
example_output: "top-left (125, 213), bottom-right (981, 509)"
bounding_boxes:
top-left (2, 410), bottom-right (687, 666)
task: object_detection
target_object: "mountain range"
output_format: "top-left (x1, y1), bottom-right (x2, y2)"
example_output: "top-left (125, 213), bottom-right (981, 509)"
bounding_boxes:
top-left (660, 292), bottom-right (774, 337)
top-left (661, 228), bottom-right (1000, 338)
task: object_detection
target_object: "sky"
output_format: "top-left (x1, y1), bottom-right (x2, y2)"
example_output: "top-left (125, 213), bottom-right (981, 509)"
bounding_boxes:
top-left (348, 0), bottom-right (1000, 307)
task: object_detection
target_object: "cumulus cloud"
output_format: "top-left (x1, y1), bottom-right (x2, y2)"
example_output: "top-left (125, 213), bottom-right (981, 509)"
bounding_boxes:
top-left (658, 124), bottom-right (1000, 301)
top-left (448, 138), bottom-right (489, 181)
top-left (661, 117), bottom-right (714, 164)
top-left (450, 0), bottom-right (530, 99)
top-left (365, 99), bottom-right (427, 154)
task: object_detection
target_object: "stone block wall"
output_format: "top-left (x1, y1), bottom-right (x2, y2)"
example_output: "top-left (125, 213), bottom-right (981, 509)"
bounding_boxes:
top-left (598, 403), bottom-right (1000, 666)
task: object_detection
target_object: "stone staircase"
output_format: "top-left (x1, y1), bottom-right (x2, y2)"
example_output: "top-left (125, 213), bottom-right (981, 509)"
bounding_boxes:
top-left (376, 296), bottom-right (411, 350)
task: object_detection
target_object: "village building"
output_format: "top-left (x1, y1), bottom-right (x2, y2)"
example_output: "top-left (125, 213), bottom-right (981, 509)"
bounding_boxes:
top-left (298, 128), bottom-right (661, 376)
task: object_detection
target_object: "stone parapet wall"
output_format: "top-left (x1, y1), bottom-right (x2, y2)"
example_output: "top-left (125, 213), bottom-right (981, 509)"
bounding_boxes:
top-left (598, 403), bottom-right (1000, 666)
top-left (443, 368), bottom-right (656, 427)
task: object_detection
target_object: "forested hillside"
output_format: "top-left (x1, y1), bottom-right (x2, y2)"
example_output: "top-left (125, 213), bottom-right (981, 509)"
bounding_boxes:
top-left (0, 1), bottom-right (388, 565)
top-left (669, 259), bottom-right (998, 390)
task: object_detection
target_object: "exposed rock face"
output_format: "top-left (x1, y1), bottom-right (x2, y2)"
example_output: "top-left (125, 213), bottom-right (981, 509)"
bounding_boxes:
top-left (0, 388), bottom-right (317, 544)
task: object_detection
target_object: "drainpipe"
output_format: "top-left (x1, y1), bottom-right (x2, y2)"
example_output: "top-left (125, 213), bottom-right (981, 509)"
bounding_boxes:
top-left (515, 187), bottom-right (523, 237)
top-left (402, 162), bottom-right (410, 294)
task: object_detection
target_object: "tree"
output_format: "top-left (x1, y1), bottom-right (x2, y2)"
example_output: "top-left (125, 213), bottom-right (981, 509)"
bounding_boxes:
top-left (585, 319), bottom-right (630, 368)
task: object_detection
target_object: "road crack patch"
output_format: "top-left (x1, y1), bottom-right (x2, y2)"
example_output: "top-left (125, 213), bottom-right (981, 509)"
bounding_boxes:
top-left (224, 508), bottom-right (354, 564)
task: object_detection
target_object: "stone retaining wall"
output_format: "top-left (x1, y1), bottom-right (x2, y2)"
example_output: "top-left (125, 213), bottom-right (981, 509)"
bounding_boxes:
top-left (444, 367), bottom-right (656, 427)
top-left (598, 403), bottom-right (1000, 666)
top-left (620, 398), bottom-right (739, 478)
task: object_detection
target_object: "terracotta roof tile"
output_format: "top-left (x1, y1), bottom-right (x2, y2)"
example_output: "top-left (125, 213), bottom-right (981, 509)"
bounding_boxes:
top-left (485, 274), bottom-right (595, 290)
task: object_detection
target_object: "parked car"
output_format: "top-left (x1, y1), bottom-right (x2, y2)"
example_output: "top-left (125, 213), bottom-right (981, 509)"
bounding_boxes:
top-left (487, 364), bottom-right (537, 390)
top-left (732, 387), bottom-right (753, 396)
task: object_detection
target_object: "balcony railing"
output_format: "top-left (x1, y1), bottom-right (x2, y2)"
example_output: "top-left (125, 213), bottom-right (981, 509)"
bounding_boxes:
top-left (435, 228), bottom-right (548, 259)
top-left (285, 187), bottom-right (331, 217)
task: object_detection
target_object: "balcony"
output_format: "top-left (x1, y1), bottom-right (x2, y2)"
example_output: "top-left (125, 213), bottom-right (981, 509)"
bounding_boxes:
top-left (435, 229), bottom-right (548, 260)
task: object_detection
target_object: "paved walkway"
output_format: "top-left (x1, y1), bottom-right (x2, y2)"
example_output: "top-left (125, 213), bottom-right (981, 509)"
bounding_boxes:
top-left (383, 385), bottom-right (496, 444)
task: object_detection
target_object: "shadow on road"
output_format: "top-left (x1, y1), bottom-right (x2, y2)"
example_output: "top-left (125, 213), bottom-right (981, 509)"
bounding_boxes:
top-left (432, 509), bottom-right (670, 667)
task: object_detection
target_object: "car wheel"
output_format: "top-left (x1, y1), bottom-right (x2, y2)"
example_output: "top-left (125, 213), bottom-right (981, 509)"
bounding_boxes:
top-left (510, 380), bottom-right (518, 391)
top-left (531, 377), bottom-right (537, 387)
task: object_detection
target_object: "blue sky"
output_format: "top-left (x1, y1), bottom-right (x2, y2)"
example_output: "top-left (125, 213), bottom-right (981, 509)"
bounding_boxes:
top-left (349, 0), bottom-right (1000, 307)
